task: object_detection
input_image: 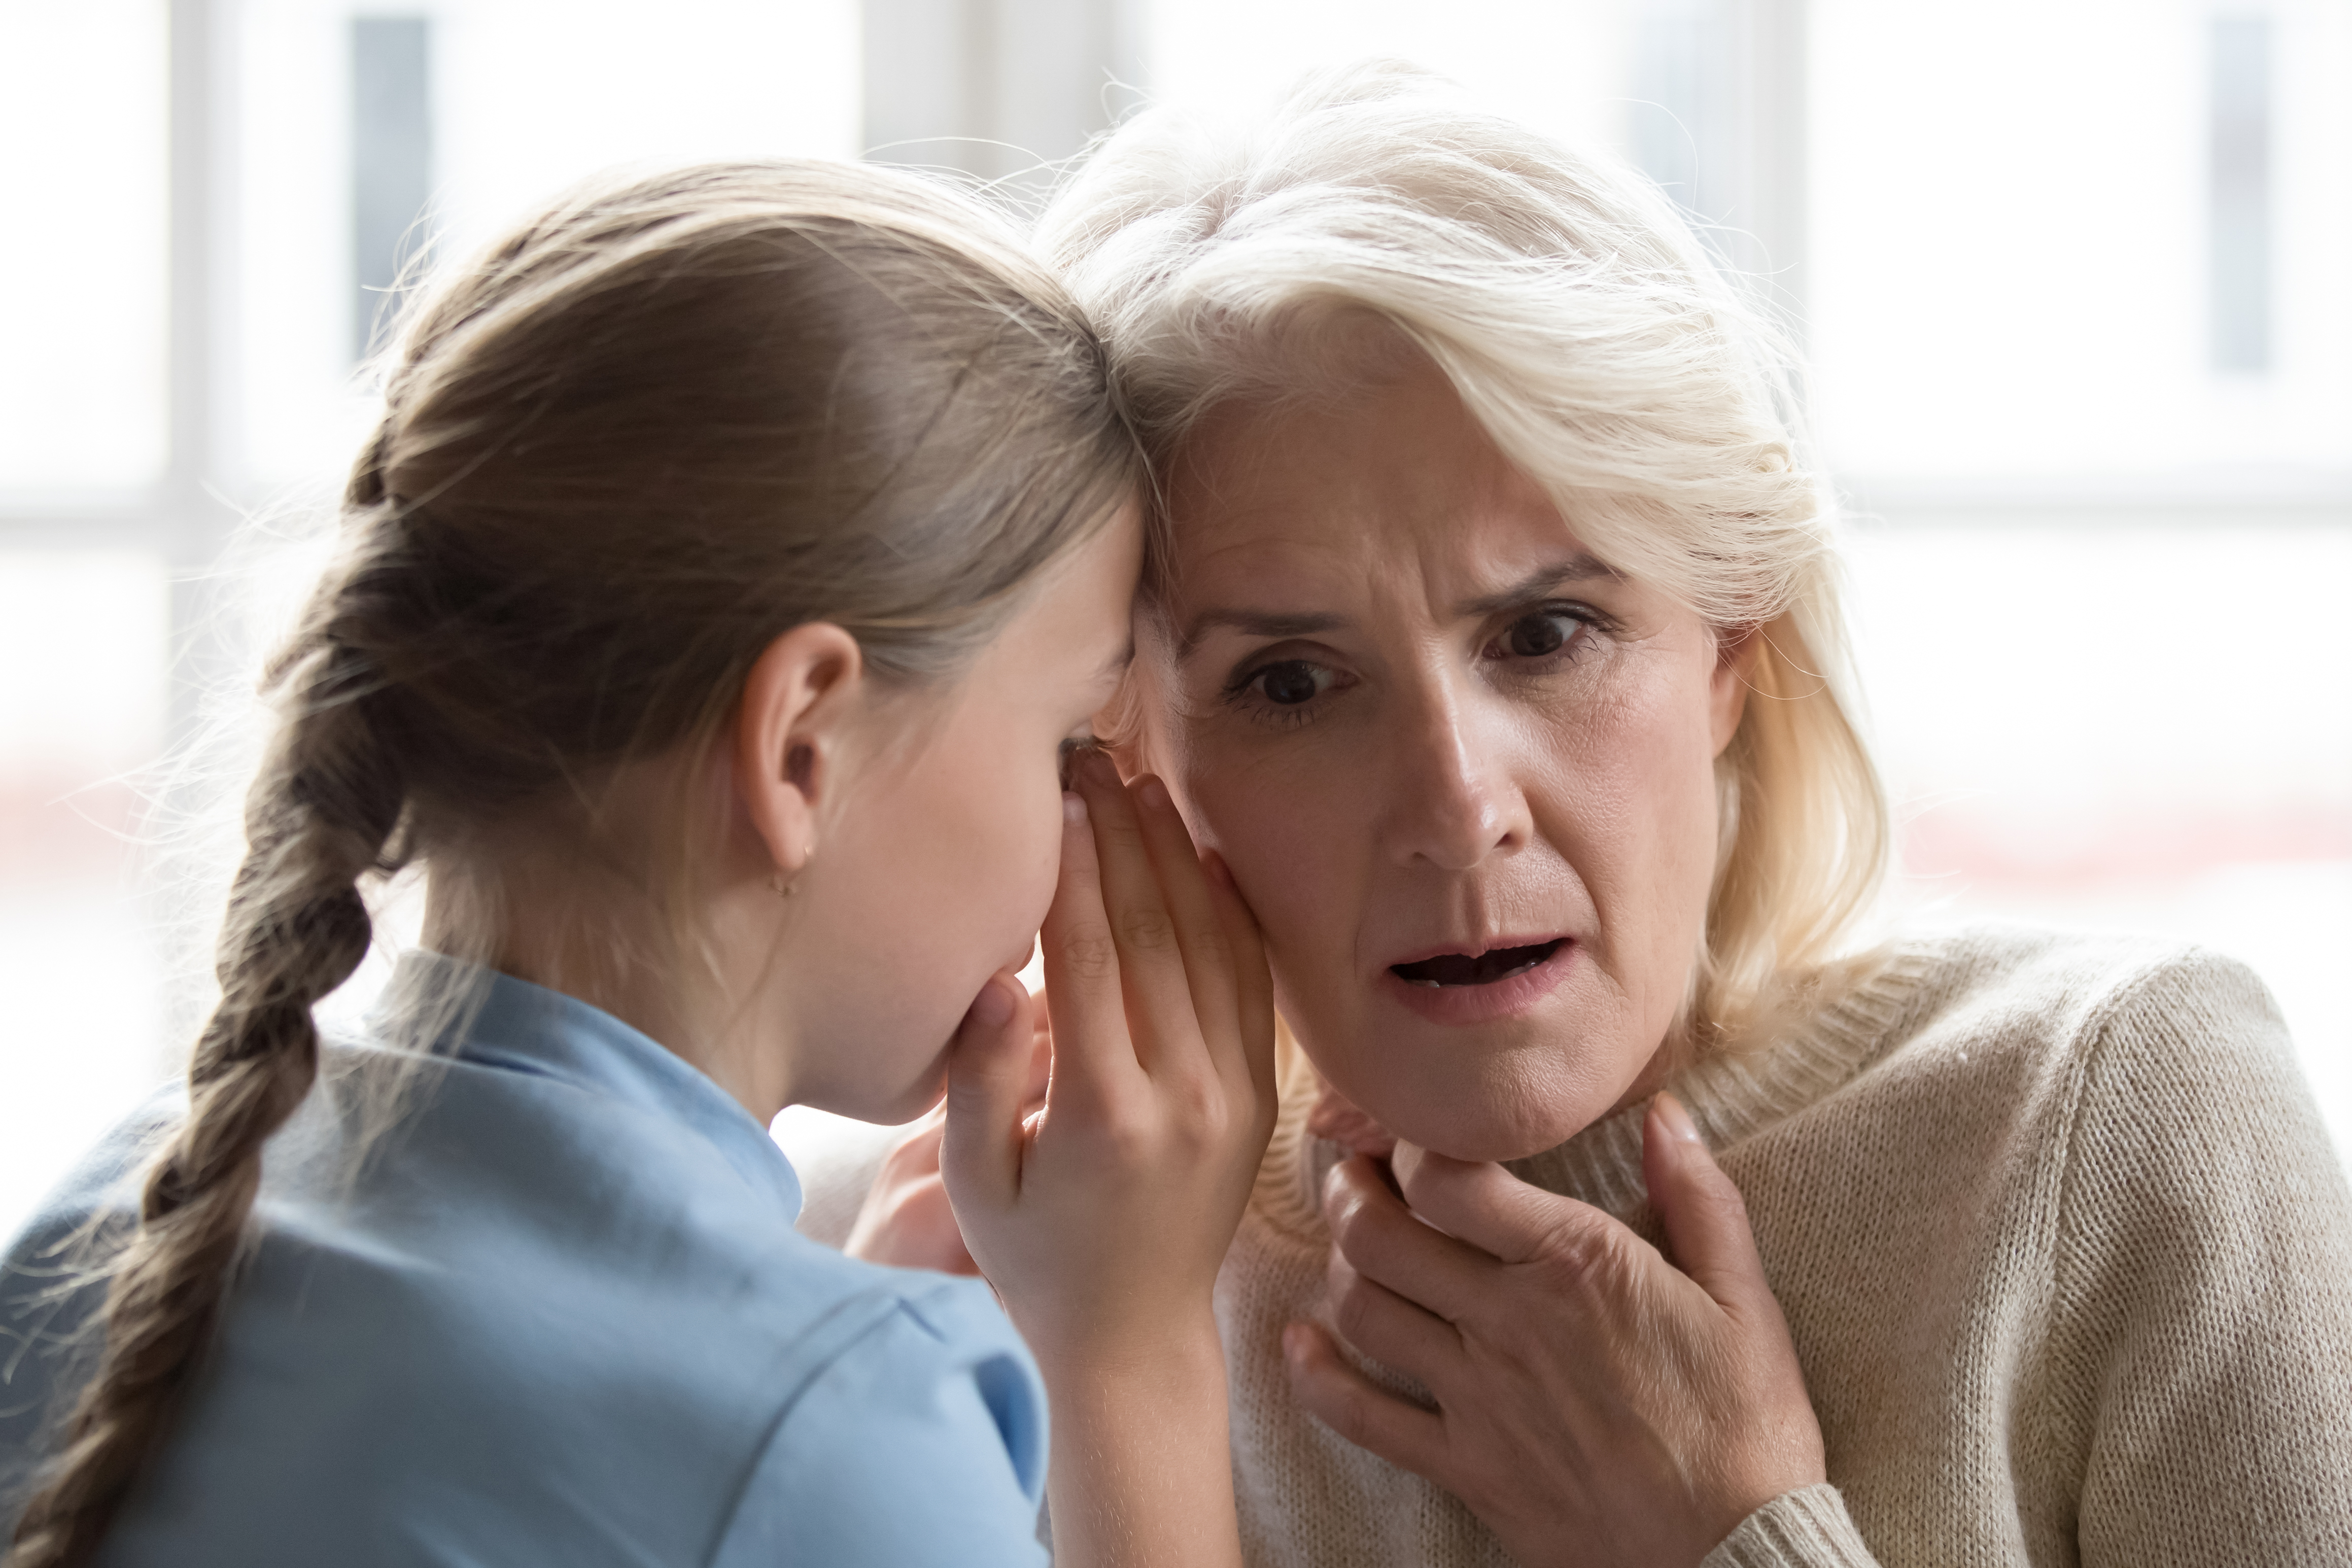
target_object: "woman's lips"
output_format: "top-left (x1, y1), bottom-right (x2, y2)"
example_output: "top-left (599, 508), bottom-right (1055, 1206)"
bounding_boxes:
top-left (1379, 937), bottom-right (1576, 1026)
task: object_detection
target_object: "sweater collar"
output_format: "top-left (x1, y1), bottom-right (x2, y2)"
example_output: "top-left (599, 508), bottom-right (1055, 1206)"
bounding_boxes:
top-left (1255, 942), bottom-right (1939, 1240)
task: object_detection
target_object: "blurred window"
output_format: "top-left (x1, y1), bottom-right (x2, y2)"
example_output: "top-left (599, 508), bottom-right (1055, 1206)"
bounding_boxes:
top-left (0, 3), bottom-right (168, 494)
top-left (352, 15), bottom-right (435, 360)
top-left (2208, 15), bottom-right (2271, 374)
top-left (0, 0), bottom-right (862, 1238)
top-left (4, 1), bottom-right (2347, 1237)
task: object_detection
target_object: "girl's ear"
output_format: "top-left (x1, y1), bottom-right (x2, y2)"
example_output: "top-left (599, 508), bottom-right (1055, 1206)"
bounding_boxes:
top-left (735, 623), bottom-right (865, 881)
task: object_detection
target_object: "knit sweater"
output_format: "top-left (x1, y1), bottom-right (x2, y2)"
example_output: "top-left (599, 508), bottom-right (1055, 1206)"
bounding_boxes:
top-left (1222, 928), bottom-right (2352, 1566)
top-left (798, 928), bottom-right (2352, 1564)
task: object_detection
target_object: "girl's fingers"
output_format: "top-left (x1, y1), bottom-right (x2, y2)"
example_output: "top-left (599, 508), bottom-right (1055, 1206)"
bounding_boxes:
top-left (941, 971), bottom-right (1037, 1214)
top-left (1038, 791), bottom-right (1134, 1107)
top-left (1125, 773), bottom-right (1246, 1081)
top-left (1282, 1320), bottom-right (1451, 1483)
top-left (1022, 998), bottom-right (1053, 1109)
top-left (1067, 751), bottom-right (1204, 1076)
top-left (1199, 846), bottom-right (1277, 1102)
top-left (1641, 1093), bottom-right (1771, 1315)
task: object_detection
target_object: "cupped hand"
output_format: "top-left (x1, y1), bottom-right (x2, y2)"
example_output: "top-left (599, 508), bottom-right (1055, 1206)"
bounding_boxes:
top-left (940, 749), bottom-right (1279, 1367)
top-left (1285, 1094), bottom-right (1825, 1568)
top-left (844, 1015), bottom-right (1049, 1275)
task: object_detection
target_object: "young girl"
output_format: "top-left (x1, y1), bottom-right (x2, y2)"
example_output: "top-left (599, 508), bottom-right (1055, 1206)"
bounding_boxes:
top-left (0, 160), bottom-right (1274, 1567)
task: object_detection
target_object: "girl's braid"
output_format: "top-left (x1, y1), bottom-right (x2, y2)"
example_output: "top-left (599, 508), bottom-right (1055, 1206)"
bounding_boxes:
top-left (7, 610), bottom-right (405, 1568)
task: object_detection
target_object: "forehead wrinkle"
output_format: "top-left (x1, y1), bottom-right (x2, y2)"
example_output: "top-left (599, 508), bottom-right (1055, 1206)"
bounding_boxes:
top-left (1166, 521), bottom-right (1379, 659)
top-left (1448, 553), bottom-right (1625, 620)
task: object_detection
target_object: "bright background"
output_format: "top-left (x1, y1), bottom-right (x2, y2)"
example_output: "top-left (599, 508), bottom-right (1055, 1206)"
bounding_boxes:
top-left (4, 0), bottom-right (2346, 1239)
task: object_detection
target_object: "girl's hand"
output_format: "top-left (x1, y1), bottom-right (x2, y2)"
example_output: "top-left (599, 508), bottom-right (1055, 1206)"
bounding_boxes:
top-left (1286, 1094), bottom-right (1825, 1568)
top-left (940, 750), bottom-right (1276, 1568)
top-left (845, 1017), bottom-right (1047, 1275)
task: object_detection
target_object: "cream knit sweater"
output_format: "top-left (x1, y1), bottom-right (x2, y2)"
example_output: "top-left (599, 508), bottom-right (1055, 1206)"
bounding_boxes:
top-left (802, 928), bottom-right (2352, 1565)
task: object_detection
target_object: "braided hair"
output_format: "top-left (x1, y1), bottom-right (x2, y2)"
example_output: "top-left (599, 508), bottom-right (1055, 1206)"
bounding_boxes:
top-left (7, 158), bottom-right (1139, 1565)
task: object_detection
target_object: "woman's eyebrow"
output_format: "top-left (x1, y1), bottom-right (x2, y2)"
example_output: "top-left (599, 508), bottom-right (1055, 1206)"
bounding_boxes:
top-left (1175, 609), bottom-right (1346, 659)
top-left (1450, 554), bottom-right (1622, 618)
top-left (1173, 556), bottom-right (1617, 659)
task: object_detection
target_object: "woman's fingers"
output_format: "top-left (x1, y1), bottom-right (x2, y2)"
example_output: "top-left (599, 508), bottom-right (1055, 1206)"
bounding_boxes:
top-left (1322, 1156), bottom-right (1496, 1325)
top-left (1326, 1245), bottom-right (1464, 1382)
top-left (1283, 1320), bottom-right (1451, 1481)
top-left (1307, 1082), bottom-right (1399, 1158)
top-left (1641, 1093), bottom-right (1770, 1315)
top-left (1391, 1143), bottom-right (1609, 1269)
top-left (847, 1108), bottom-right (981, 1275)
top-left (1067, 750), bottom-right (1205, 1075)
top-left (941, 971), bottom-right (1037, 1213)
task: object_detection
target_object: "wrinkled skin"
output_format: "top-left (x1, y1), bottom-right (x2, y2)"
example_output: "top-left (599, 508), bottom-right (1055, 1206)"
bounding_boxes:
top-left (851, 358), bottom-right (1829, 1567)
top-left (1141, 360), bottom-right (1744, 1163)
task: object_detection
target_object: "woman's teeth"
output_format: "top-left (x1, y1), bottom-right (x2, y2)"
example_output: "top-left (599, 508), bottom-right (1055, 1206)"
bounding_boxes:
top-left (1391, 939), bottom-right (1566, 988)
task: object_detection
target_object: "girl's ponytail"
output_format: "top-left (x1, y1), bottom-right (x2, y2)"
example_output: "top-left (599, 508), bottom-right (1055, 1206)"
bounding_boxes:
top-left (8, 587), bottom-right (408, 1568)
top-left (8, 157), bottom-right (1137, 1565)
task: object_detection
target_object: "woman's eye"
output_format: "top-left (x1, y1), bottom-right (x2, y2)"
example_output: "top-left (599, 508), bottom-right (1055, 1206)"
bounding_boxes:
top-left (1254, 660), bottom-right (1330, 705)
top-left (1497, 610), bottom-right (1579, 659)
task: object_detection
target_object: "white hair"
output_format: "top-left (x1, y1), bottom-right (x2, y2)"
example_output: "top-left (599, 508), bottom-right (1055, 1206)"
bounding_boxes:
top-left (1041, 61), bottom-right (1889, 1047)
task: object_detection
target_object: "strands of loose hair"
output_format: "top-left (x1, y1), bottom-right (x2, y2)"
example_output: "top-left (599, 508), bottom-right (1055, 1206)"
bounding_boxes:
top-left (1040, 61), bottom-right (1889, 1051)
top-left (6, 158), bottom-right (1139, 1567)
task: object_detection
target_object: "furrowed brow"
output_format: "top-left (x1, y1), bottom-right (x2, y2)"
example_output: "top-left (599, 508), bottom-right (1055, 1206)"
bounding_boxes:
top-left (1175, 609), bottom-right (1347, 661)
top-left (1450, 554), bottom-right (1623, 620)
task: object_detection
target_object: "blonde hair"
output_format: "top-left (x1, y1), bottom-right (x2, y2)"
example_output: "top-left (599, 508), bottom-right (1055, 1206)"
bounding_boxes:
top-left (1040, 62), bottom-right (1886, 1049)
top-left (9, 159), bottom-right (1137, 1567)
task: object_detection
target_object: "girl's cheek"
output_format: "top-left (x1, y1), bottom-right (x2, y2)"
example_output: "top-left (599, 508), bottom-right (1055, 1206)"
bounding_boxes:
top-left (1026, 804), bottom-right (1062, 924)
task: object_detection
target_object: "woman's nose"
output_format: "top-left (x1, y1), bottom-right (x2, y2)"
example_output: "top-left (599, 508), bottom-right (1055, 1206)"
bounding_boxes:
top-left (1379, 678), bottom-right (1531, 872)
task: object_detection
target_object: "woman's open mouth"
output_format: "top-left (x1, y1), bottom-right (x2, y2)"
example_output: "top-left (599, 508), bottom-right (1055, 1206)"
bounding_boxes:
top-left (1381, 937), bottom-right (1576, 1025)
top-left (1391, 939), bottom-right (1567, 988)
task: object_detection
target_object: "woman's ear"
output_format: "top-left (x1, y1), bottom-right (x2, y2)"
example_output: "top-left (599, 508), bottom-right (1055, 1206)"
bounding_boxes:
top-left (734, 623), bottom-right (864, 882)
top-left (1710, 624), bottom-right (1760, 758)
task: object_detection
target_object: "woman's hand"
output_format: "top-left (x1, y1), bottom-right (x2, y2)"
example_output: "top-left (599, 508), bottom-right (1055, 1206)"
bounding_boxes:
top-left (941, 749), bottom-right (1277, 1568)
top-left (1286, 1094), bottom-right (1825, 1568)
top-left (842, 1108), bottom-right (974, 1274)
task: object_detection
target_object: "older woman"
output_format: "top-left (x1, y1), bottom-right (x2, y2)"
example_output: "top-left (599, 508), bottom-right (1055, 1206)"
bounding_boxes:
top-left (820, 65), bottom-right (2352, 1566)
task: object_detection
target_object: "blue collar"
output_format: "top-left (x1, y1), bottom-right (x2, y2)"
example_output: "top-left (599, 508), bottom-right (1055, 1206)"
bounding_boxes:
top-left (374, 952), bottom-right (804, 1219)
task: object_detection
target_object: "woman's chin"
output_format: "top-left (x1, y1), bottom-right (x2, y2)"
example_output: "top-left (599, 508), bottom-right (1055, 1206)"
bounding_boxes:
top-left (1335, 1031), bottom-right (1655, 1163)
top-left (1371, 1093), bottom-right (1609, 1165)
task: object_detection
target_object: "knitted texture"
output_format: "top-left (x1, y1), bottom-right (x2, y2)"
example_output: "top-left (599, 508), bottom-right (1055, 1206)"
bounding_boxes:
top-left (1218, 928), bottom-right (2352, 1566)
top-left (1702, 1486), bottom-right (1877, 1568)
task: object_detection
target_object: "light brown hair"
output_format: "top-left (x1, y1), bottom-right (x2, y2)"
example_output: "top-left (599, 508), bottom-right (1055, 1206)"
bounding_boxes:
top-left (8, 158), bottom-right (1137, 1566)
